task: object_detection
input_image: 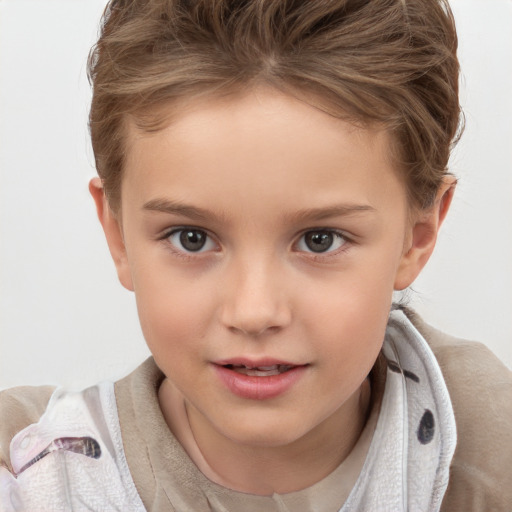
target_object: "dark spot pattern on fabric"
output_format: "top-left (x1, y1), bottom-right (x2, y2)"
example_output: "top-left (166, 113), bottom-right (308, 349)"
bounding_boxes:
top-left (403, 370), bottom-right (420, 383)
top-left (386, 359), bottom-right (420, 383)
top-left (417, 409), bottom-right (435, 445)
top-left (387, 360), bottom-right (402, 374)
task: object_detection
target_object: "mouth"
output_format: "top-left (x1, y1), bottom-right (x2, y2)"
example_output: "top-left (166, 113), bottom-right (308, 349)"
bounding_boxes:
top-left (221, 363), bottom-right (296, 377)
top-left (213, 359), bottom-right (308, 400)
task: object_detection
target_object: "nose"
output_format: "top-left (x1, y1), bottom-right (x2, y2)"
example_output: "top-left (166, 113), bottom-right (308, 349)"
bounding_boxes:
top-left (220, 256), bottom-right (292, 337)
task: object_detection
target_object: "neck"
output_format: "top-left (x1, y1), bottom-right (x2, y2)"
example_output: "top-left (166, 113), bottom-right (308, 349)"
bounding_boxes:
top-left (159, 378), bottom-right (372, 495)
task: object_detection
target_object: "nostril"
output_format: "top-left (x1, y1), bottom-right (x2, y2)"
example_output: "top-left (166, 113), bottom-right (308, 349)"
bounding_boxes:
top-left (228, 323), bottom-right (282, 337)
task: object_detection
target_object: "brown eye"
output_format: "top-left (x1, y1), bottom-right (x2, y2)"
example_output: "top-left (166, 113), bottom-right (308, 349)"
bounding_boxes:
top-left (298, 230), bottom-right (347, 254)
top-left (168, 229), bottom-right (215, 253)
top-left (180, 230), bottom-right (206, 251)
top-left (305, 231), bottom-right (334, 252)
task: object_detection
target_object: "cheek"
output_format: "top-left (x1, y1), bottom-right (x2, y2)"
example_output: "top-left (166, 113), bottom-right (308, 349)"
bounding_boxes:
top-left (304, 294), bottom-right (387, 404)
top-left (131, 263), bottom-right (216, 357)
top-left (300, 249), bottom-right (398, 320)
top-left (304, 289), bottom-right (389, 359)
top-left (297, 255), bottom-right (397, 370)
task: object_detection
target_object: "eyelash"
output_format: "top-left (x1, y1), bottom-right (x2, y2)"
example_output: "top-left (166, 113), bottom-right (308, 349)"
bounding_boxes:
top-left (158, 226), bottom-right (352, 259)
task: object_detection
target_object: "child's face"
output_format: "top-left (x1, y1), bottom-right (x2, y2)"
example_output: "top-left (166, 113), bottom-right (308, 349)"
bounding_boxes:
top-left (96, 88), bottom-right (432, 449)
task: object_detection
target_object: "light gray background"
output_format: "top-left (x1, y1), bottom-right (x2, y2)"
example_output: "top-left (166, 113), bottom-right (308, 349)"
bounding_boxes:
top-left (1, 0), bottom-right (511, 390)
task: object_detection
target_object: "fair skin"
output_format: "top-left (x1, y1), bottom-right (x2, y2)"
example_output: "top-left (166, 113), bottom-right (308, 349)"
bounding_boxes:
top-left (90, 87), bottom-right (454, 495)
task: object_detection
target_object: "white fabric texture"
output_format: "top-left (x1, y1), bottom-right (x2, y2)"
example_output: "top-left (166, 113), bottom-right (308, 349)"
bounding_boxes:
top-left (341, 309), bottom-right (457, 511)
top-left (0, 382), bottom-right (145, 512)
top-left (0, 310), bottom-right (456, 511)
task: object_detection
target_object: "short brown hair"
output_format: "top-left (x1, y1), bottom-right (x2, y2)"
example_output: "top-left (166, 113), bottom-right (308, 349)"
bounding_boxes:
top-left (88, 0), bottom-right (463, 212)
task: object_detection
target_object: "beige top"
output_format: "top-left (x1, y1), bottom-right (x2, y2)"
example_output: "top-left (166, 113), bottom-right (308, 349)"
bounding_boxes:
top-left (1, 310), bottom-right (511, 510)
top-left (113, 356), bottom-right (382, 512)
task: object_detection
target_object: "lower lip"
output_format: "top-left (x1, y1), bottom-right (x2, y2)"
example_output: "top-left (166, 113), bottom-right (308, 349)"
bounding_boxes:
top-left (213, 365), bottom-right (307, 400)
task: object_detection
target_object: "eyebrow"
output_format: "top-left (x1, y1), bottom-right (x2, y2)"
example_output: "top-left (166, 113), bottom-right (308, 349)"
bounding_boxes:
top-left (284, 204), bottom-right (376, 224)
top-left (143, 198), bottom-right (221, 222)
top-left (142, 198), bottom-right (376, 223)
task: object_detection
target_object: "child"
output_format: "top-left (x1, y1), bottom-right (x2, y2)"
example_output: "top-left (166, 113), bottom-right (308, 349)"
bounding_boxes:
top-left (1, 0), bottom-right (511, 510)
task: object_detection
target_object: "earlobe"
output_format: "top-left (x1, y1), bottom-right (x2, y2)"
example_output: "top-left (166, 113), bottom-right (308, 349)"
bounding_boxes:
top-left (394, 176), bottom-right (456, 290)
top-left (89, 178), bottom-right (134, 291)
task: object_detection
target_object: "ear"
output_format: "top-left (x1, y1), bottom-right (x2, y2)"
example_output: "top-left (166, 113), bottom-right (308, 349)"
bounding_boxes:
top-left (394, 176), bottom-right (456, 290)
top-left (89, 178), bottom-right (134, 291)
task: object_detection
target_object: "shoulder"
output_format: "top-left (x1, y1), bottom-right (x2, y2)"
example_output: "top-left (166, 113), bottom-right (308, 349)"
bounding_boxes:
top-left (0, 385), bottom-right (55, 471)
top-left (405, 309), bottom-right (512, 510)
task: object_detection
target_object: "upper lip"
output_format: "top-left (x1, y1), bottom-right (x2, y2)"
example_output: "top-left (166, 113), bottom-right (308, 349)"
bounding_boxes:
top-left (214, 357), bottom-right (304, 368)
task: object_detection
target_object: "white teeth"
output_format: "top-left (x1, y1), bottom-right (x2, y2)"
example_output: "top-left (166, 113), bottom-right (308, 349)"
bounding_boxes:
top-left (244, 368), bottom-right (281, 376)
top-left (228, 364), bottom-right (293, 377)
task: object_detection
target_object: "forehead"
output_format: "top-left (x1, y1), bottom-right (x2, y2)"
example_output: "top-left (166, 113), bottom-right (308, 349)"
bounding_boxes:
top-left (121, 88), bottom-right (406, 216)
top-left (127, 87), bottom-right (387, 154)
